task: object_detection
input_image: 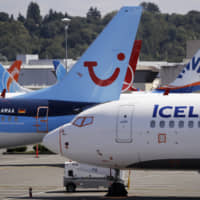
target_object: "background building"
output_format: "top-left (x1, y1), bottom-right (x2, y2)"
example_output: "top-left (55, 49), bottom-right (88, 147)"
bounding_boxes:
top-left (1, 40), bottom-right (200, 91)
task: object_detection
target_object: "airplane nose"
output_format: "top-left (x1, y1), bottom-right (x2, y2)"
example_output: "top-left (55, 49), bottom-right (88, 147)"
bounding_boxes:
top-left (43, 130), bottom-right (60, 154)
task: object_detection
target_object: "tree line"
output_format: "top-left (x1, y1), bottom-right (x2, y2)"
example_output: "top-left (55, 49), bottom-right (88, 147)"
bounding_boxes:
top-left (0, 2), bottom-right (199, 62)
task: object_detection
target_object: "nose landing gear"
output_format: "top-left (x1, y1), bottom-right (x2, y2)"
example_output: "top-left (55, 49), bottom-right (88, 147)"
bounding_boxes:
top-left (106, 169), bottom-right (128, 197)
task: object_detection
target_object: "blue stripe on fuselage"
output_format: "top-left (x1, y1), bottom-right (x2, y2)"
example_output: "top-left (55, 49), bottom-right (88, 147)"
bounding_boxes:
top-left (0, 99), bottom-right (97, 134)
top-left (0, 99), bottom-right (96, 116)
top-left (0, 115), bottom-right (75, 133)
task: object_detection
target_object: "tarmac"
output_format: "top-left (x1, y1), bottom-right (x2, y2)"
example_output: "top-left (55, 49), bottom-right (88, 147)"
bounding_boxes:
top-left (1, 149), bottom-right (200, 200)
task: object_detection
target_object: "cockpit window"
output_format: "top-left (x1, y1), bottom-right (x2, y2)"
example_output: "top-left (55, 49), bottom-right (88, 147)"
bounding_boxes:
top-left (84, 117), bottom-right (93, 125)
top-left (73, 116), bottom-right (94, 127)
top-left (73, 117), bottom-right (83, 127)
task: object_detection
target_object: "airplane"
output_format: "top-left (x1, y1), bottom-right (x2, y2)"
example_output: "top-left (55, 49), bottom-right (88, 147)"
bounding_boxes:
top-left (42, 49), bottom-right (200, 195)
top-left (43, 93), bottom-right (200, 194)
top-left (0, 6), bottom-right (142, 148)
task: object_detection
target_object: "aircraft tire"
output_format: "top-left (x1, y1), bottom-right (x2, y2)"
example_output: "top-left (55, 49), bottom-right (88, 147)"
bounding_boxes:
top-left (66, 183), bottom-right (76, 192)
top-left (106, 182), bottom-right (127, 196)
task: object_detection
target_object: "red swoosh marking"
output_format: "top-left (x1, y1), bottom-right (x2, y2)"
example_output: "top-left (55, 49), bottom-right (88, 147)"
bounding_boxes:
top-left (84, 61), bottom-right (120, 87)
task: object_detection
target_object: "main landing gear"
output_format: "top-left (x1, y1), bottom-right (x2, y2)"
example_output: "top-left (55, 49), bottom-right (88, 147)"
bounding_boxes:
top-left (106, 169), bottom-right (127, 197)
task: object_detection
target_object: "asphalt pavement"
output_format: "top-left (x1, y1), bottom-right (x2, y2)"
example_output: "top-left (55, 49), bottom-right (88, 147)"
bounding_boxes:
top-left (1, 150), bottom-right (200, 200)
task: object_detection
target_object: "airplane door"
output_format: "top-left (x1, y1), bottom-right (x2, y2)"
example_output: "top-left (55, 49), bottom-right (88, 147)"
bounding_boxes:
top-left (36, 106), bottom-right (49, 133)
top-left (116, 105), bottom-right (133, 143)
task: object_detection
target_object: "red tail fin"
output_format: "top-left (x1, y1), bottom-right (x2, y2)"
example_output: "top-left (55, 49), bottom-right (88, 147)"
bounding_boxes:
top-left (1, 89), bottom-right (6, 98)
top-left (7, 60), bottom-right (22, 82)
top-left (122, 40), bottom-right (142, 92)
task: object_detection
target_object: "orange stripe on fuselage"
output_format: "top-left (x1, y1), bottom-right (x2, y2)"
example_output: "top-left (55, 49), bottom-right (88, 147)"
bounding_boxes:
top-left (158, 81), bottom-right (200, 91)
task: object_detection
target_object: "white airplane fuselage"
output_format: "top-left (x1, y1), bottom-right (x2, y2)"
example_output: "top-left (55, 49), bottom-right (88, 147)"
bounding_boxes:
top-left (43, 93), bottom-right (200, 170)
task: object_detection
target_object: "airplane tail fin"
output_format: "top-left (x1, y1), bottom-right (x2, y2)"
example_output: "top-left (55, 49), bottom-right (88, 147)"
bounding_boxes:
top-left (122, 40), bottom-right (142, 92)
top-left (18, 7), bottom-right (142, 102)
top-left (53, 60), bottom-right (67, 81)
top-left (0, 63), bottom-right (29, 93)
top-left (156, 49), bottom-right (200, 93)
top-left (1, 89), bottom-right (6, 98)
top-left (7, 60), bottom-right (22, 82)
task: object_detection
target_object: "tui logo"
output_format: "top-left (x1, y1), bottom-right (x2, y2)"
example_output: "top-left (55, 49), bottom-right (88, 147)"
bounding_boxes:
top-left (84, 53), bottom-right (125, 87)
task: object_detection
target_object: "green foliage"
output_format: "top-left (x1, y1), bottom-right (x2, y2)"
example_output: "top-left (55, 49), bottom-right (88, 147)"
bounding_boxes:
top-left (140, 2), bottom-right (160, 13)
top-left (7, 146), bottom-right (27, 153)
top-left (87, 7), bottom-right (101, 22)
top-left (26, 2), bottom-right (42, 25)
top-left (18, 13), bottom-right (26, 23)
top-left (33, 144), bottom-right (53, 153)
top-left (136, 8), bottom-right (200, 62)
top-left (0, 21), bottom-right (32, 60)
top-left (0, 12), bottom-right (10, 21)
top-left (0, 2), bottom-right (200, 61)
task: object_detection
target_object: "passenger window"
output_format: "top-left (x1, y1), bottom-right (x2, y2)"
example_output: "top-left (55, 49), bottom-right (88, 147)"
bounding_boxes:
top-left (169, 120), bottom-right (175, 128)
top-left (150, 120), bottom-right (155, 128)
top-left (188, 121), bottom-right (194, 128)
top-left (178, 120), bottom-right (184, 128)
top-left (159, 120), bottom-right (165, 128)
top-left (73, 116), bottom-right (94, 127)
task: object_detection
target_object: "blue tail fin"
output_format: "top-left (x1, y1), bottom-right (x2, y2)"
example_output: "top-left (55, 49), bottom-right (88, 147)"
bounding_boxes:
top-left (156, 49), bottom-right (200, 93)
top-left (53, 60), bottom-right (67, 82)
top-left (0, 63), bottom-right (29, 93)
top-left (18, 7), bottom-right (142, 102)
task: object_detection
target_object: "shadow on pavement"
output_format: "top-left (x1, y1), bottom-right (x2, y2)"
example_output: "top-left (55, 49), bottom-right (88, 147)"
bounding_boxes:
top-left (0, 163), bottom-right (64, 168)
top-left (7, 195), bottom-right (200, 200)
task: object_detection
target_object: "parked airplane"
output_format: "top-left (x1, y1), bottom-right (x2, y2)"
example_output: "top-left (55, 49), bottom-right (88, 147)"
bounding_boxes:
top-left (43, 47), bottom-right (200, 195)
top-left (43, 92), bottom-right (200, 194)
top-left (0, 6), bottom-right (142, 148)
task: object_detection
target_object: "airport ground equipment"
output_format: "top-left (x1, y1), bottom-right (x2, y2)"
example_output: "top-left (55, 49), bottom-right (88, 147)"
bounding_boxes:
top-left (63, 161), bottom-right (127, 192)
